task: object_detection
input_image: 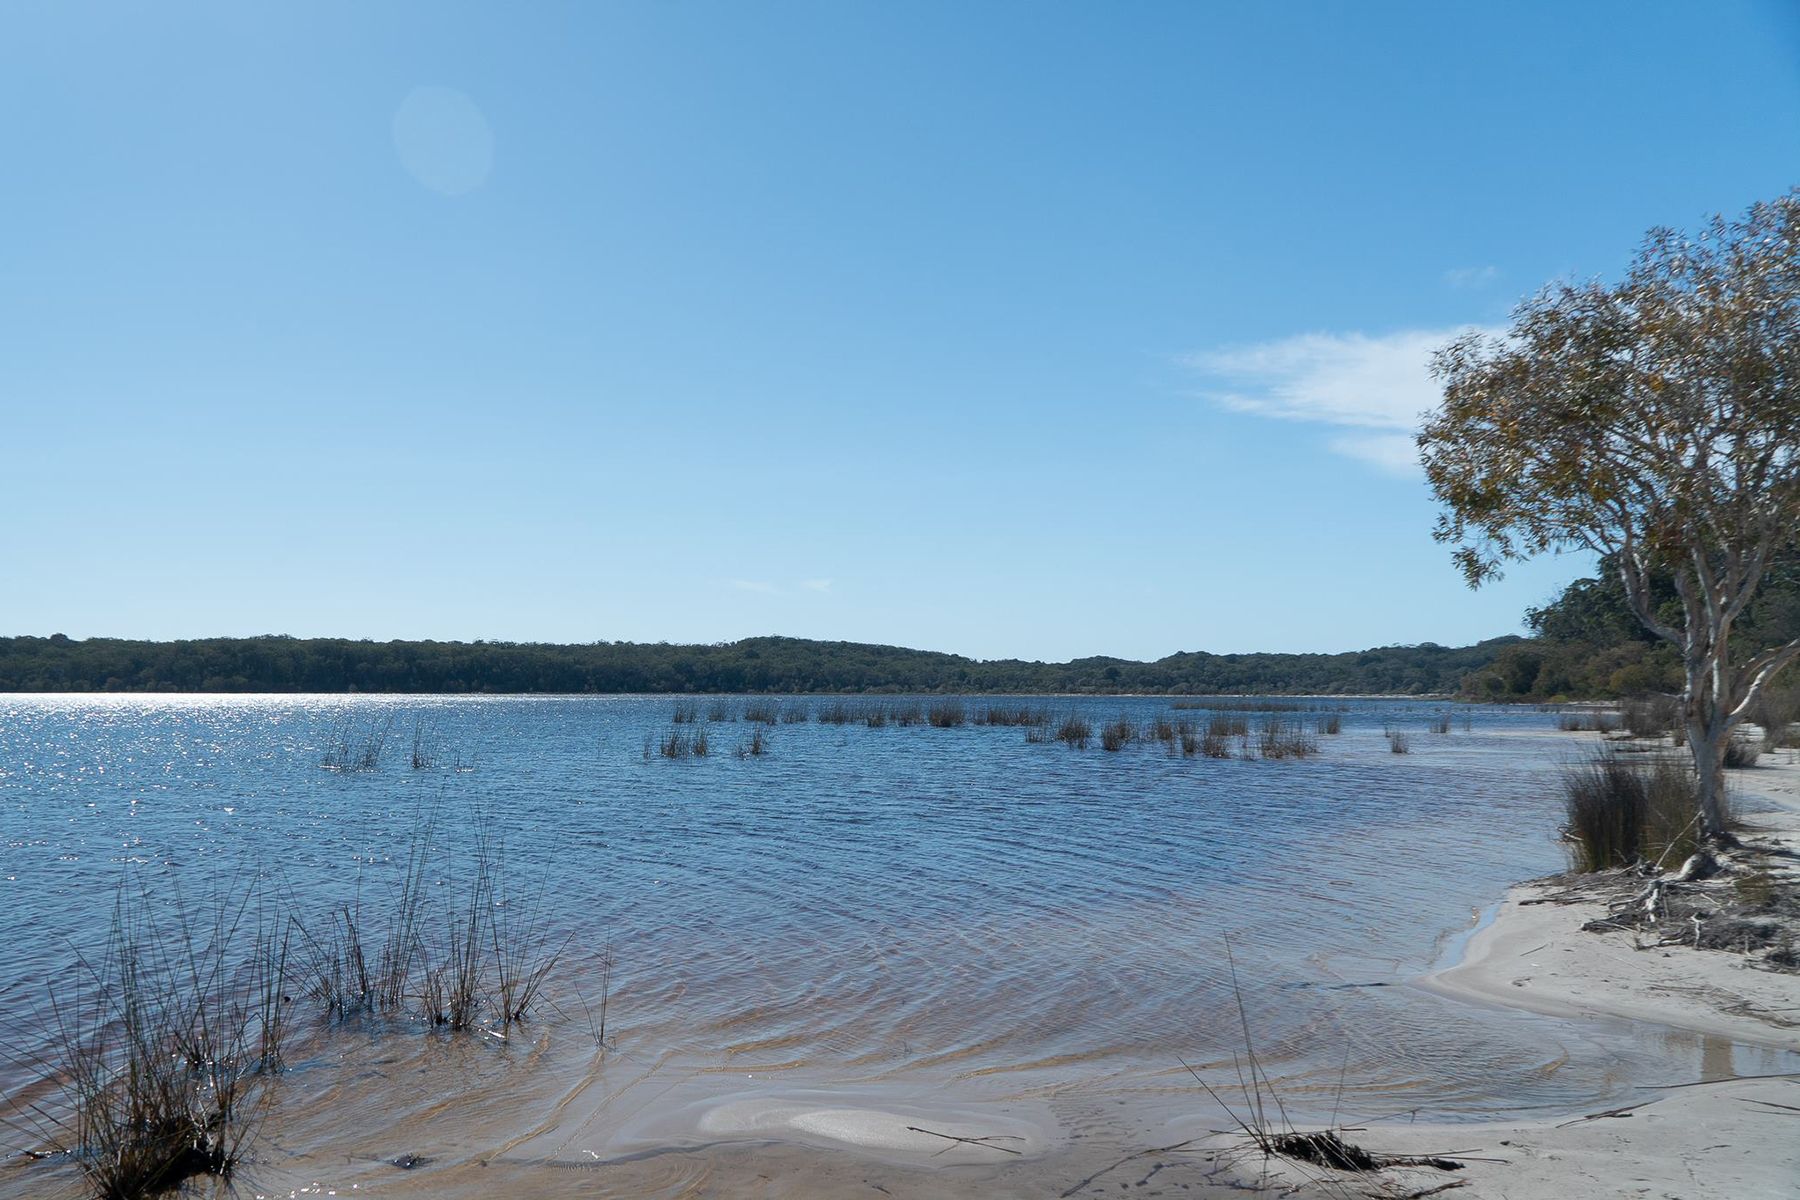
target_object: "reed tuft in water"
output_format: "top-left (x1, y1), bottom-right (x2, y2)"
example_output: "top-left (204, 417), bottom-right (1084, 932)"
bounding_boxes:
top-left (1100, 717), bottom-right (1136, 752)
top-left (928, 700), bottom-right (967, 728)
top-left (1056, 714), bottom-right (1092, 749)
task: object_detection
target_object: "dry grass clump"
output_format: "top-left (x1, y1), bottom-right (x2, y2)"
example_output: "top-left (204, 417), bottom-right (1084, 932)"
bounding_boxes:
top-left (734, 726), bottom-right (769, 758)
top-left (1056, 714), bottom-right (1092, 749)
top-left (1562, 751), bottom-right (1718, 871)
top-left (705, 700), bottom-right (734, 723)
top-left (780, 703), bottom-right (810, 724)
top-left (671, 700), bottom-right (699, 724)
top-left (321, 716), bottom-right (391, 772)
top-left (655, 727), bottom-right (709, 758)
top-left (1386, 729), bottom-right (1410, 754)
top-left (293, 818), bottom-right (566, 1033)
top-left (742, 700), bottom-right (779, 725)
top-left (1622, 693), bottom-right (1678, 738)
top-left (1723, 736), bottom-right (1762, 769)
top-left (1256, 718), bottom-right (1318, 759)
top-left (890, 702), bottom-right (925, 727)
top-left (1100, 717), bottom-right (1136, 752)
top-left (12, 816), bottom-right (570, 1200)
top-left (1428, 712), bottom-right (1453, 735)
top-left (1314, 713), bottom-right (1342, 735)
top-left (817, 701), bottom-right (854, 725)
top-left (927, 701), bottom-right (967, 728)
top-left (1556, 709), bottom-right (1622, 733)
top-left (977, 705), bottom-right (1047, 727)
top-left (862, 705), bottom-right (889, 728)
top-left (1748, 681), bottom-right (1800, 749)
top-left (26, 892), bottom-right (285, 1200)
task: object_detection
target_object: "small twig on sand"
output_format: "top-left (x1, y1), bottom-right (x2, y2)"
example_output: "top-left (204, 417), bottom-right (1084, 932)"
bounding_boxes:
top-left (1392, 1182), bottom-right (1468, 1200)
top-left (904, 1126), bottom-right (1024, 1156)
top-left (1555, 1101), bottom-right (1654, 1128)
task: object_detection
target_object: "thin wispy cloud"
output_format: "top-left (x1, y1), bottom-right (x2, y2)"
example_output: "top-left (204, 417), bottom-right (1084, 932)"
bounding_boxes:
top-left (1184, 326), bottom-right (1495, 475)
top-left (1443, 264), bottom-right (1500, 289)
top-left (723, 578), bottom-right (834, 596)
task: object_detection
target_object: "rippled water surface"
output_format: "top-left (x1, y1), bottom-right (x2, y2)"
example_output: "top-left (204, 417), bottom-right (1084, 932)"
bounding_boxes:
top-left (3, 695), bottom-right (1793, 1197)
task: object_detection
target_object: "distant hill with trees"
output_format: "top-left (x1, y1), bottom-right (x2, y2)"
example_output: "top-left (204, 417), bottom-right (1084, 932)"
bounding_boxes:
top-left (0, 633), bottom-right (1521, 696)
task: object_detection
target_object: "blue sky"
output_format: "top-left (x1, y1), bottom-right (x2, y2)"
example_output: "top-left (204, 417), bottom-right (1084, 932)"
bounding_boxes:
top-left (4, 2), bottom-right (1799, 661)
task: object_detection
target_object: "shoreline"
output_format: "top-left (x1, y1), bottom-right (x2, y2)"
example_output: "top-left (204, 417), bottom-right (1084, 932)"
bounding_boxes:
top-left (1244, 745), bottom-right (1800, 1199)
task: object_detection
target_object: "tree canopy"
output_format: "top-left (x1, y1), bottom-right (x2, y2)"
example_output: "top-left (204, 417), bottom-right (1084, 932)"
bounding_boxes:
top-left (1422, 192), bottom-right (1800, 836)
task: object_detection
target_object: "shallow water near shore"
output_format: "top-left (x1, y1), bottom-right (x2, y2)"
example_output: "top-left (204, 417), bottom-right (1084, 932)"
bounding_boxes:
top-left (3, 694), bottom-right (1795, 1197)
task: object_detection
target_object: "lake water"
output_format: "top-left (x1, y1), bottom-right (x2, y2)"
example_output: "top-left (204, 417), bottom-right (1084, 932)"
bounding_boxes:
top-left (2, 694), bottom-right (1793, 1198)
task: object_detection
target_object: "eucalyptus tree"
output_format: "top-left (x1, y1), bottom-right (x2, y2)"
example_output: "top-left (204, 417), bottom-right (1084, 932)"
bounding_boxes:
top-left (1420, 193), bottom-right (1800, 839)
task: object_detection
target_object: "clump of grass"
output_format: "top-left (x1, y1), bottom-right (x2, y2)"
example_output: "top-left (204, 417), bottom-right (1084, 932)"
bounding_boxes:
top-left (706, 700), bottom-right (734, 723)
top-left (658, 729), bottom-right (698, 758)
top-left (863, 705), bottom-right (889, 728)
top-left (780, 703), bottom-right (810, 724)
top-left (1748, 681), bottom-right (1800, 749)
top-left (1207, 714), bottom-right (1249, 738)
top-left (928, 700), bottom-right (967, 728)
top-left (1199, 729), bottom-right (1234, 757)
top-left (977, 705), bottom-right (1046, 727)
top-left (742, 700), bottom-right (779, 725)
top-left (23, 887), bottom-right (289, 1200)
top-left (1386, 729), bottom-right (1410, 754)
top-left (735, 726), bottom-right (769, 758)
top-left (1150, 716), bottom-right (1177, 746)
top-left (692, 727), bottom-right (710, 756)
top-left (1256, 718), bottom-right (1318, 759)
top-left (817, 701), bottom-right (853, 725)
top-left (1722, 736), bottom-right (1761, 768)
top-left (1562, 752), bottom-right (1718, 871)
top-left (890, 702), bottom-right (925, 726)
top-left (1100, 717), bottom-right (1136, 752)
top-left (671, 700), bottom-right (699, 724)
top-left (1556, 710), bottom-right (1621, 733)
top-left (1314, 713), bottom-right (1342, 735)
top-left (1056, 714), bottom-right (1092, 749)
top-left (1622, 693), bottom-right (1678, 738)
top-left (1428, 712), bottom-right (1452, 735)
top-left (321, 716), bottom-right (391, 772)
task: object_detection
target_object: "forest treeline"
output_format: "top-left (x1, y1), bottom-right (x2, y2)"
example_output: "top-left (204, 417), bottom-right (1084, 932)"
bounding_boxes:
top-left (0, 633), bottom-right (1518, 696)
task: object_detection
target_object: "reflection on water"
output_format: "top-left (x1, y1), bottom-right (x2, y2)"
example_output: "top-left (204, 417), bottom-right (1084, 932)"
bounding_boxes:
top-left (1, 695), bottom-right (1793, 1197)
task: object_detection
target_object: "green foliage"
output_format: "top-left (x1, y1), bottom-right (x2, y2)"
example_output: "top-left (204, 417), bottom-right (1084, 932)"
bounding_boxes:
top-left (0, 633), bottom-right (1521, 696)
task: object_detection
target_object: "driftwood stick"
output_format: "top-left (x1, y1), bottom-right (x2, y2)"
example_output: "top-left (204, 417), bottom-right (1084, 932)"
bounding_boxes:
top-left (904, 1126), bottom-right (1024, 1156)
